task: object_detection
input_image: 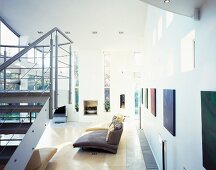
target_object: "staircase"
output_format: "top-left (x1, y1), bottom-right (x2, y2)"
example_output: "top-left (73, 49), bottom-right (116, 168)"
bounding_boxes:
top-left (0, 92), bottom-right (49, 167)
top-left (0, 27), bottom-right (73, 170)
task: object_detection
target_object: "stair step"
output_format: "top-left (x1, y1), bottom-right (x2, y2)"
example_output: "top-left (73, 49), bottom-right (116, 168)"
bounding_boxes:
top-left (0, 146), bottom-right (18, 165)
top-left (0, 91), bottom-right (50, 103)
top-left (0, 123), bottom-right (31, 134)
top-left (0, 105), bottom-right (43, 113)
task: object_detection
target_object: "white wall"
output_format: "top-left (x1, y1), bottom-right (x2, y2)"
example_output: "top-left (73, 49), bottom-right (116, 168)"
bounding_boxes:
top-left (140, 1), bottom-right (216, 170)
top-left (110, 51), bottom-right (135, 117)
top-left (77, 50), bottom-right (135, 122)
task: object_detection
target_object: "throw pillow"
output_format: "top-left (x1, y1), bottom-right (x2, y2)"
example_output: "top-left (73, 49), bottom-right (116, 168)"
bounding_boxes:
top-left (106, 123), bottom-right (114, 141)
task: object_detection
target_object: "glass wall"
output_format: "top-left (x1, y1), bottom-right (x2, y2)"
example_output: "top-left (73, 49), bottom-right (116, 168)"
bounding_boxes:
top-left (0, 21), bottom-right (19, 57)
top-left (0, 19), bottom-right (21, 123)
top-left (0, 20), bottom-right (20, 90)
top-left (74, 52), bottom-right (79, 112)
top-left (104, 52), bottom-right (111, 112)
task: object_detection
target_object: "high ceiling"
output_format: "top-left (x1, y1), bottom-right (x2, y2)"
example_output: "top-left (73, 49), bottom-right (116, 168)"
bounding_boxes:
top-left (0, 0), bottom-right (207, 50)
top-left (140, 0), bottom-right (207, 17)
top-left (0, 0), bottom-right (147, 51)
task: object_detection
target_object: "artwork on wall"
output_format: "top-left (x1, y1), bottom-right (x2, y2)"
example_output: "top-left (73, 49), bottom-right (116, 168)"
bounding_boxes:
top-left (150, 88), bottom-right (156, 117)
top-left (120, 94), bottom-right (125, 108)
top-left (201, 91), bottom-right (216, 170)
top-left (163, 89), bottom-right (176, 136)
top-left (144, 88), bottom-right (148, 109)
top-left (141, 88), bottom-right (144, 104)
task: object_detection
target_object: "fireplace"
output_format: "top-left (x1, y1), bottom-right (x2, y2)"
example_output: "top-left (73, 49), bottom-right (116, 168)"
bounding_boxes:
top-left (84, 100), bottom-right (97, 115)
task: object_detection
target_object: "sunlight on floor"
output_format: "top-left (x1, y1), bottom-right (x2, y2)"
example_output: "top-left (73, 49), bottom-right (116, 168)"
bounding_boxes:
top-left (36, 119), bottom-right (146, 170)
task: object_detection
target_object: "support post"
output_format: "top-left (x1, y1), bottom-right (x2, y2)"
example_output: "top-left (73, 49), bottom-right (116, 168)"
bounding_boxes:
top-left (49, 35), bottom-right (54, 119)
top-left (139, 106), bottom-right (142, 129)
top-left (42, 47), bottom-right (45, 90)
top-left (30, 112), bottom-right (32, 123)
top-left (69, 45), bottom-right (72, 104)
top-left (162, 140), bottom-right (167, 170)
top-left (4, 49), bottom-right (6, 90)
top-left (54, 32), bottom-right (58, 109)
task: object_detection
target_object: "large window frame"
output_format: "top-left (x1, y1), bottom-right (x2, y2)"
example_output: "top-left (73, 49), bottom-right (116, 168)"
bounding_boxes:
top-left (74, 52), bottom-right (79, 112)
top-left (104, 52), bottom-right (111, 112)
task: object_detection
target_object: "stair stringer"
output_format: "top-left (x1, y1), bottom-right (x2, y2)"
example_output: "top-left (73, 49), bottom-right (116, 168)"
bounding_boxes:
top-left (4, 99), bottom-right (50, 170)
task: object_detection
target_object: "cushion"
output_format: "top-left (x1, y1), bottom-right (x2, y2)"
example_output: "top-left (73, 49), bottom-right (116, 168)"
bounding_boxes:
top-left (106, 123), bottom-right (123, 145)
top-left (25, 147), bottom-right (57, 170)
top-left (106, 123), bottom-right (115, 141)
top-left (85, 127), bottom-right (108, 132)
top-left (114, 121), bottom-right (123, 130)
top-left (116, 114), bottom-right (124, 123)
top-left (85, 121), bottom-right (110, 132)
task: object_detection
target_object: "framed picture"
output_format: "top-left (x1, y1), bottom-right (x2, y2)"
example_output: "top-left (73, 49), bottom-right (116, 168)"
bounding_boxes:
top-left (150, 88), bottom-right (156, 117)
top-left (163, 89), bottom-right (176, 136)
top-left (201, 91), bottom-right (216, 170)
top-left (120, 94), bottom-right (125, 108)
top-left (144, 88), bottom-right (148, 109)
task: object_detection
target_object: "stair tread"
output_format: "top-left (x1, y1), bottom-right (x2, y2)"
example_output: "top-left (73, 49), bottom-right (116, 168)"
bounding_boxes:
top-left (0, 91), bottom-right (50, 103)
top-left (0, 146), bottom-right (18, 165)
top-left (0, 105), bottom-right (43, 113)
top-left (0, 123), bottom-right (31, 134)
top-left (0, 91), bottom-right (50, 96)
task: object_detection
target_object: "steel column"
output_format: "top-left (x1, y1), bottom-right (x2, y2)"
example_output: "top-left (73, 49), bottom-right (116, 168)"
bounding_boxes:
top-left (54, 32), bottom-right (58, 109)
top-left (49, 36), bottom-right (54, 119)
top-left (4, 49), bottom-right (6, 90)
top-left (69, 45), bottom-right (72, 104)
top-left (42, 47), bottom-right (45, 90)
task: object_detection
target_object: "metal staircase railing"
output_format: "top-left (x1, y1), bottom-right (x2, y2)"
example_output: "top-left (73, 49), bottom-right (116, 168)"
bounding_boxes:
top-left (0, 27), bottom-right (73, 169)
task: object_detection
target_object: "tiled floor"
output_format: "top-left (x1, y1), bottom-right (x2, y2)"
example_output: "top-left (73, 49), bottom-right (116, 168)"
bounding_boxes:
top-left (37, 118), bottom-right (146, 170)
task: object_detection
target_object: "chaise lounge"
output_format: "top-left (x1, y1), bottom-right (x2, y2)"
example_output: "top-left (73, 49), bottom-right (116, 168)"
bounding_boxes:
top-left (73, 115), bottom-right (124, 154)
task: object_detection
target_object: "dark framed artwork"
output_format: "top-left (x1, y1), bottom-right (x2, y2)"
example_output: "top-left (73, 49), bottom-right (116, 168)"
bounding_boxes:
top-left (120, 94), bottom-right (125, 108)
top-left (150, 88), bottom-right (156, 117)
top-left (201, 91), bottom-right (216, 170)
top-left (141, 88), bottom-right (144, 104)
top-left (163, 89), bottom-right (176, 136)
top-left (144, 88), bottom-right (148, 109)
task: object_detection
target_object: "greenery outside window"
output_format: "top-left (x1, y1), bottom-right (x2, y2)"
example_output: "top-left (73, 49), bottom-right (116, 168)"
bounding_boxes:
top-left (104, 52), bottom-right (111, 112)
top-left (74, 52), bottom-right (79, 112)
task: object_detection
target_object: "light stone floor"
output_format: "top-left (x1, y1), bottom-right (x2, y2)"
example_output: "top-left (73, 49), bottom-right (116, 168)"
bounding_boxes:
top-left (37, 118), bottom-right (146, 170)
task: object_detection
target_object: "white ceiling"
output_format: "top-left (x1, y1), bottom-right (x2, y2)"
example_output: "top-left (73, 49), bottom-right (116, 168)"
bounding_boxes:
top-left (0, 0), bottom-right (147, 51)
top-left (0, 0), bottom-right (207, 51)
top-left (140, 0), bottom-right (207, 17)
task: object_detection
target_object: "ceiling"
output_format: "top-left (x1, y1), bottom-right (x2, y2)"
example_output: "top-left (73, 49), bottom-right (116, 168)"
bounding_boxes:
top-left (140, 0), bottom-right (207, 17)
top-left (0, 0), bottom-right (207, 51)
top-left (0, 0), bottom-right (147, 51)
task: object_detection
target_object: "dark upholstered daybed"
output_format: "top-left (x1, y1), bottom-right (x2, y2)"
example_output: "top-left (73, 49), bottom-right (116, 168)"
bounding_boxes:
top-left (73, 116), bottom-right (124, 154)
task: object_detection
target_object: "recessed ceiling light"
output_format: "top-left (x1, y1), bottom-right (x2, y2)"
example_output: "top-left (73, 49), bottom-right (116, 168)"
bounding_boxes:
top-left (164, 0), bottom-right (170, 3)
top-left (119, 31), bottom-right (124, 34)
top-left (37, 31), bottom-right (43, 34)
top-left (65, 31), bottom-right (70, 34)
top-left (92, 31), bottom-right (98, 34)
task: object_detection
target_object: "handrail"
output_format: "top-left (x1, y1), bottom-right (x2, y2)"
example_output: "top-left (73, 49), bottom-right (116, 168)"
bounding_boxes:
top-left (0, 27), bottom-right (73, 72)
top-left (0, 42), bottom-right (71, 48)
top-left (0, 16), bottom-right (20, 37)
top-left (56, 28), bottom-right (73, 44)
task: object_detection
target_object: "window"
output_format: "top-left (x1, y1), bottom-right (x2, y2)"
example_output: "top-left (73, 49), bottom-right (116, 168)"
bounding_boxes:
top-left (0, 21), bottom-right (19, 57)
top-left (6, 73), bottom-right (20, 90)
top-left (0, 19), bottom-right (20, 90)
top-left (74, 52), bottom-right (79, 112)
top-left (28, 74), bottom-right (49, 91)
top-left (104, 52), bottom-right (111, 112)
